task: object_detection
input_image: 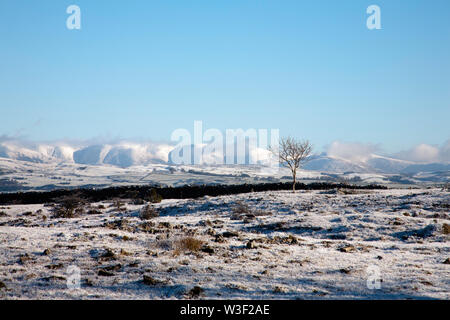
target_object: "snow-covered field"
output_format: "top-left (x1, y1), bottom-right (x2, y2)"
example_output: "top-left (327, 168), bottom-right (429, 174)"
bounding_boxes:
top-left (0, 188), bottom-right (448, 299)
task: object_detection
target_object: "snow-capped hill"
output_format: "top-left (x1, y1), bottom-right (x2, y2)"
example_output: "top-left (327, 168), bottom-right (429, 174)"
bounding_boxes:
top-left (302, 153), bottom-right (443, 175)
top-left (72, 143), bottom-right (171, 167)
top-left (0, 142), bottom-right (76, 164)
top-left (400, 163), bottom-right (450, 174)
top-left (168, 144), bottom-right (274, 166)
top-left (0, 143), bottom-right (48, 163)
top-left (366, 154), bottom-right (413, 173)
top-left (0, 141), bottom-right (448, 175)
top-left (303, 154), bottom-right (370, 173)
top-left (0, 141), bottom-right (172, 167)
top-left (73, 145), bottom-right (106, 165)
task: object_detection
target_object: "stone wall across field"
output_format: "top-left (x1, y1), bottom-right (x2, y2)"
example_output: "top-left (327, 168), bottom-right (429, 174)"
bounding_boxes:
top-left (0, 182), bottom-right (387, 205)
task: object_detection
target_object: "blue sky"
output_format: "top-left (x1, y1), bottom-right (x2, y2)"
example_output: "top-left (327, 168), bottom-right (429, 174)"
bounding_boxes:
top-left (0, 0), bottom-right (449, 153)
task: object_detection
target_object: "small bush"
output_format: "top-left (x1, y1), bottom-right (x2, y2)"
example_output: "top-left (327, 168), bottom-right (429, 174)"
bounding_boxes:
top-left (175, 237), bottom-right (204, 254)
top-left (140, 205), bottom-right (159, 220)
top-left (52, 195), bottom-right (85, 218)
top-left (232, 201), bottom-right (250, 214)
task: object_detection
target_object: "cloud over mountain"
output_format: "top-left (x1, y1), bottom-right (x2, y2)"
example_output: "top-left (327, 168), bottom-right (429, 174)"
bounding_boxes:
top-left (394, 140), bottom-right (450, 163)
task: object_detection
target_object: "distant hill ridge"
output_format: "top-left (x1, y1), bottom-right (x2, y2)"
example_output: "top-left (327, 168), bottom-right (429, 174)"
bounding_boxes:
top-left (0, 141), bottom-right (449, 174)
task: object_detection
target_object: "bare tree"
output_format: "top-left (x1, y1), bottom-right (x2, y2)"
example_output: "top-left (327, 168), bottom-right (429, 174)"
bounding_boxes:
top-left (271, 137), bottom-right (312, 192)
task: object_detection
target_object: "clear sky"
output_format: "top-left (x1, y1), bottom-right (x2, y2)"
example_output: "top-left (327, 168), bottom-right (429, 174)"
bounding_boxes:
top-left (0, 0), bottom-right (449, 153)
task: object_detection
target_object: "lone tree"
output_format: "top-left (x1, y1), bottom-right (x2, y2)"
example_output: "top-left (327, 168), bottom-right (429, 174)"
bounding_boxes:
top-left (271, 137), bottom-right (312, 192)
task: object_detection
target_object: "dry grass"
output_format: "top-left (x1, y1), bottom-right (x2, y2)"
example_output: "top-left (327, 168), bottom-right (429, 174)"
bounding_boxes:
top-left (174, 237), bottom-right (204, 255)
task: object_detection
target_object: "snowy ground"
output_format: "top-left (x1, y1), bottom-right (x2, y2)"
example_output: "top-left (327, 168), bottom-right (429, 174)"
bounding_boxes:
top-left (0, 188), bottom-right (448, 299)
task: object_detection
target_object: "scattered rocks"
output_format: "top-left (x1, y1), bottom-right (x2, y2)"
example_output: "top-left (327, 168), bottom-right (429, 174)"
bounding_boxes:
top-left (187, 286), bottom-right (204, 298)
top-left (339, 268), bottom-right (353, 274)
top-left (46, 263), bottom-right (64, 270)
top-left (198, 220), bottom-right (213, 227)
top-left (158, 222), bottom-right (172, 229)
top-left (120, 249), bottom-right (132, 256)
top-left (246, 240), bottom-right (255, 249)
top-left (442, 223), bottom-right (450, 235)
top-left (214, 235), bottom-right (225, 243)
top-left (142, 275), bottom-right (166, 286)
top-left (225, 283), bottom-right (248, 291)
top-left (87, 209), bottom-right (102, 215)
top-left (101, 264), bottom-right (122, 272)
top-left (201, 245), bottom-right (215, 254)
top-left (99, 248), bottom-right (117, 261)
top-left (222, 231), bottom-right (239, 238)
top-left (18, 253), bottom-right (32, 265)
top-left (84, 278), bottom-right (94, 287)
top-left (98, 269), bottom-right (114, 277)
top-left (339, 245), bottom-right (357, 253)
top-left (273, 286), bottom-right (288, 293)
top-left (42, 275), bottom-right (66, 282)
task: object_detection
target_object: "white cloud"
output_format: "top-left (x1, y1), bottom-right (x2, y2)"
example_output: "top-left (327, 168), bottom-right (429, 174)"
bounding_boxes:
top-left (394, 140), bottom-right (450, 163)
top-left (326, 141), bottom-right (379, 163)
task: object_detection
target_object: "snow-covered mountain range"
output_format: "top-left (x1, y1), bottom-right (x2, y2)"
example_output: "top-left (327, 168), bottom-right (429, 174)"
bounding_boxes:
top-left (0, 141), bottom-right (449, 175)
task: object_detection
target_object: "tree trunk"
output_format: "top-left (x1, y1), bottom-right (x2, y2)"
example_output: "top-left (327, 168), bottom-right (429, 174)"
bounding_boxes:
top-left (292, 170), bottom-right (296, 193)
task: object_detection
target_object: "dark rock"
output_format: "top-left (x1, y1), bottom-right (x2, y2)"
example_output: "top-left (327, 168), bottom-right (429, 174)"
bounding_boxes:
top-left (102, 264), bottom-right (122, 272)
top-left (98, 269), bottom-right (114, 277)
top-left (201, 246), bottom-right (215, 254)
top-left (339, 268), bottom-right (352, 274)
top-left (246, 240), bottom-right (255, 249)
top-left (142, 275), bottom-right (166, 286)
top-left (99, 248), bottom-right (116, 261)
top-left (215, 235), bottom-right (225, 243)
top-left (339, 245), bottom-right (356, 253)
top-left (46, 263), bottom-right (64, 270)
top-left (42, 275), bottom-right (66, 282)
top-left (187, 286), bottom-right (204, 298)
top-left (222, 231), bottom-right (239, 238)
top-left (18, 253), bottom-right (31, 265)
